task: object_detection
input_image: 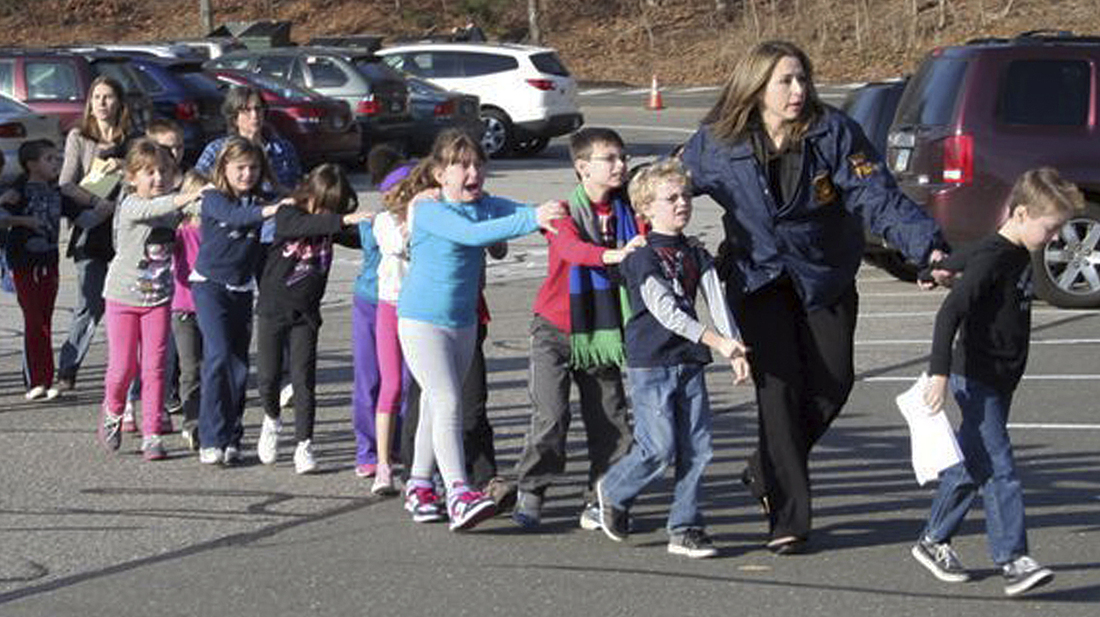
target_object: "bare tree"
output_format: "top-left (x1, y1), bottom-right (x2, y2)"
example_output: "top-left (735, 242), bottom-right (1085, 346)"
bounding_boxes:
top-left (528, 0), bottom-right (541, 45)
top-left (199, 0), bottom-right (213, 33)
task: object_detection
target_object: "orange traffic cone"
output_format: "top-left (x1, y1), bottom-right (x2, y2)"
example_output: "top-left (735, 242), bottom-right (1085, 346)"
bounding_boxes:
top-left (646, 74), bottom-right (664, 110)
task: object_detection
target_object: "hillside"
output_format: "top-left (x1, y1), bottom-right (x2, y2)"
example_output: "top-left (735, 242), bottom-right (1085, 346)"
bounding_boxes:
top-left (2, 0), bottom-right (1095, 84)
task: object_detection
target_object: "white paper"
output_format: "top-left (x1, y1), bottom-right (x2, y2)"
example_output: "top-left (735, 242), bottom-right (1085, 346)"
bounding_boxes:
top-left (895, 373), bottom-right (965, 485)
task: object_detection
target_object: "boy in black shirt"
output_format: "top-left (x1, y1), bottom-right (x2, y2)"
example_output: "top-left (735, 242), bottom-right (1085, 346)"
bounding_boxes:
top-left (596, 159), bottom-right (750, 558)
top-left (912, 167), bottom-right (1083, 596)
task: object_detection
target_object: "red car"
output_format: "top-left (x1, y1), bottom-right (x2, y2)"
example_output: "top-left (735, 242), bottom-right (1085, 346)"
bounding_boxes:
top-left (208, 69), bottom-right (362, 168)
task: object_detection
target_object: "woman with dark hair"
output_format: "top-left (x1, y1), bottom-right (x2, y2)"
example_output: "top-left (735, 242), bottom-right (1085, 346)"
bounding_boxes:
top-left (54, 76), bottom-right (137, 393)
top-left (681, 40), bottom-right (950, 554)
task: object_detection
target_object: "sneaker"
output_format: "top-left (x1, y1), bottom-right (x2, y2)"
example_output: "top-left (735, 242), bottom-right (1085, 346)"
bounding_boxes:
top-left (44, 386), bottom-right (60, 400)
top-left (579, 502), bottom-right (602, 531)
top-left (483, 477), bottom-right (517, 512)
top-left (669, 528), bottom-right (719, 559)
top-left (511, 490), bottom-right (543, 528)
top-left (294, 439), bottom-right (317, 474)
top-left (199, 447), bottom-right (223, 465)
top-left (25, 385), bottom-right (48, 400)
top-left (223, 444), bottom-right (242, 465)
top-left (911, 537), bottom-right (970, 583)
top-left (97, 407), bottom-right (123, 452)
top-left (596, 479), bottom-right (629, 542)
top-left (371, 462), bottom-right (398, 496)
top-left (165, 398), bottom-right (183, 415)
top-left (121, 400), bottom-right (138, 433)
top-left (142, 435), bottom-right (167, 461)
top-left (279, 383), bottom-right (295, 410)
top-left (181, 425), bottom-right (199, 452)
top-left (1002, 555), bottom-right (1054, 596)
top-left (355, 463), bottom-right (377, 478)
top-left (257, 415), bottom-right (281, 465)
top-left (404, 483), bottom-right (447, 523)
top-left (448, 487), bottom-right (497, 532)
top-left (53, 377), bottom-right (75, 393)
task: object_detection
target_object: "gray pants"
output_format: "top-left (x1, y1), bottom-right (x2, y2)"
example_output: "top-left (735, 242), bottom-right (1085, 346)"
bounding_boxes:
top-left (57, 257), bottom-right (108, 382)
top-left (513, 315), bottom-right (632, 503)
top-left (398, 318), bottom-right (477, 492)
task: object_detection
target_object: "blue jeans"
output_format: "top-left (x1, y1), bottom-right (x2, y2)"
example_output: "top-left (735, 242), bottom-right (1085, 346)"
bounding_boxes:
top-left (57, 257), bottom-right (108, 381)
top-left (601, 364), bottom-right (713, 533)
top-left (922, 374), bottom-right (1028, 565)
top-left (193, 282), bottom-right (252, 450)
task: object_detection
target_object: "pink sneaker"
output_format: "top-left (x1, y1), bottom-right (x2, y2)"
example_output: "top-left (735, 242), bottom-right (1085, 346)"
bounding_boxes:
top-left (448, 488), bottom-right (497, 532)
top-left (355, 463), bottom-right (377, 478)
top-left (404, 483), bottom-right (446, 523)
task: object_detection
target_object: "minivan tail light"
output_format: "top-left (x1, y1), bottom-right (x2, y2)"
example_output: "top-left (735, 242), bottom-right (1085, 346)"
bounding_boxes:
top-left (942, 134), bottom-right (973, 184)
top-left (0, 122), bottom-right (26, 138)
top-left (526, 79), bottom-right (555, 91)
top-left (433, 100), bottom-right (455, 116)
top-left (174, 101), bottom-right (198, 122)
top-left (356, 96), bottom-right (380, 115)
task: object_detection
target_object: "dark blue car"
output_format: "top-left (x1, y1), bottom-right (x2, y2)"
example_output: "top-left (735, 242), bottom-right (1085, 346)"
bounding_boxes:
top-left (128, 56), bottom-right (226, 162)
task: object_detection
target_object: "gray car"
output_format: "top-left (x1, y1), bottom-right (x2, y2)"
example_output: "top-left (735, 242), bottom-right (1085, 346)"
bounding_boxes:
top-left (206, 47), bottom-right (413, 155)
top-left (405, 76), bottom-right (482, 154)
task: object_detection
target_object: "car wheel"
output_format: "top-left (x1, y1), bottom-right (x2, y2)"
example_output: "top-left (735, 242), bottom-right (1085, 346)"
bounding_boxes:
top-left (512, 137), bottom-right (549, 157)
top-left (1032, 202), bottom-right (1100, 308)
top-left (480, 108), bottom-right (513, 157)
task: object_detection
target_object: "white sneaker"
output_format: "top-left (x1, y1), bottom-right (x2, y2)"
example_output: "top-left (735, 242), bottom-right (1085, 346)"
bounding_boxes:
top-left (25, 385), bottom-right (48, 400)
top-left (279, 383), bottom-right (295, 410)
top-left (224, 444), bottom-right (241, 465)
top-left (257, 415), bottom-right (281, 465)
top-left (44, 386), bottom-right (60, 400)
top-left (199, 447), bottom-right (223, 465)
top-left (294, 439), bottom-right (318, 474)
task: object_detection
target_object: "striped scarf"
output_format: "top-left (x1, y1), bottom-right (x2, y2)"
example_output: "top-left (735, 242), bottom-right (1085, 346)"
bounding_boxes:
top-left (567, 184), bottom-right (640, 369)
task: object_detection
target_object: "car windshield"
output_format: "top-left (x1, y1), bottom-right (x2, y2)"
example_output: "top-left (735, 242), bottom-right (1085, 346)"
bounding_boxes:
top-left (176, 70), bottom-right (224, 96)
top-left (894, 56), bottom-right (968, 126)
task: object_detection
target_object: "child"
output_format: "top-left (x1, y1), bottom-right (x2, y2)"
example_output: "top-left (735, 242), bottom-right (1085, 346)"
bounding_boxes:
top-left (594, 159), bottom-right (750, 557)
top-left (0, 140), bottom-right (107, 400)
top-left (512, 127), bottom-right (645, 529)
top-left (255, 164), bottom-right (369, 474)
top-left (96, 139), bottom-right (202, 459)
top-left (191, 137), bottom-right (281, 465)
top-left (912, 167), bottom-right (1082, 596)
top-left (398, 129), bottom-right (564, 531)
top-left (172, 171), bottom-right (207, 450)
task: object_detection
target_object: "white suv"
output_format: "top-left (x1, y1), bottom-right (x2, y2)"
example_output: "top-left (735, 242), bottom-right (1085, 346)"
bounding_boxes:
top-left (377, 42), bottom-right (584, 157)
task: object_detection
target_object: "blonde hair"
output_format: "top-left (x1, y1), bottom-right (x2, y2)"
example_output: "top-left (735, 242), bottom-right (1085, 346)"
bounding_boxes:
top-left (703, 40), bottom-right (823, 144)
top-left (211, 137), bottom-right (274, 197)
top-left (383, 129), bottom-right (487, 214)
top-left (628, 158), bottom-right (692, 219)
top-left (124, 138), bottom-right (178, 183)
top-left (383, 159), bottom-right (437, 219)
top-left (1010, 167), bottom-right (1085, 218)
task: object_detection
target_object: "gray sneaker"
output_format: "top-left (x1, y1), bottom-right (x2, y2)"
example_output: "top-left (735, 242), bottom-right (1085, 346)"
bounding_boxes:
top-left (511, 490), bottom-right (542, 528)
top-left (911, 537), bottom-right (970, 583)
top-left (668, 528), bottom-right (718, 559)
top-left (596, 479), bottom-right (628, 542)
top-left (1002, 555), bottom-right (1053, 596)
top-left (97, 407), bottom-right (123, 452)
top-left (579, 502), bottom-right (602, 531)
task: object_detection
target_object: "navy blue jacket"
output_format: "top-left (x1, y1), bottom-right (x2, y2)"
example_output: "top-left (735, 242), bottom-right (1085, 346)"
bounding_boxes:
top-left (682, 107), bottom-right (946, 311)
top-left (194, 189), bottom-right (269, 288)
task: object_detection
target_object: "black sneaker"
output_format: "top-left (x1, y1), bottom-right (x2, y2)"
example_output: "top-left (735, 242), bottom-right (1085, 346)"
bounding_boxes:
top-left (596, 479), bottom-right (628, 542)
top-left (669, 528), bottom-right (718, 559)
top-left (911, 537), bottom-right (970, 583)
top-left (1002, 556), bottom-right (1053, 597)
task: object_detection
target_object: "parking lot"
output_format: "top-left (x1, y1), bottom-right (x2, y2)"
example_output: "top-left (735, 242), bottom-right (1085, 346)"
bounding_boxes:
top-left (0, 88), bottom-right (1097, 616)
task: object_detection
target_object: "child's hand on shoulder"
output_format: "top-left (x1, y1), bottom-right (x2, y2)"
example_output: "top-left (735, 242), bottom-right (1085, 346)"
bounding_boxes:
top-left (535, 200), bottom-right (567, 234)
top-left (0, 188), bottom-right (19, 206)
top-left (410, 187), bottom-right (442, 207)
top-left (730, 356), bottom-right (751, 385)
top-left (343, 210), bottom-right (374, 225)
top-left (923, 374), bottom-right (949, 414)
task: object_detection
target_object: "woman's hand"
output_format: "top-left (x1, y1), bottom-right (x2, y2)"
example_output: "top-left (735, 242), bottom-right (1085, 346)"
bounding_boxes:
top-left (535, 200), bottom-right (567, 234)
top-left (923, 374), bottom-right (949, 414)
top-left (730, 356), bottom-right (751, 385)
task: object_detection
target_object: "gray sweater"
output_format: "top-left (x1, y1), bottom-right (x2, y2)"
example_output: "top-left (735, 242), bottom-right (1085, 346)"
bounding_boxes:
top-left (103, 193), bottom-right (182, 307)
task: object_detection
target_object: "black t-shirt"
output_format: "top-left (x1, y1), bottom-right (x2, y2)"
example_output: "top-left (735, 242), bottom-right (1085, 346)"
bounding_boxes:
top-left (929, 233), bottom-right (1033, 394)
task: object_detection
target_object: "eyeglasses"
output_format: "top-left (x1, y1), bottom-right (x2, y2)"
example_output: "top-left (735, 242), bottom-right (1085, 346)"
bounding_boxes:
top-left (588, 154), bottom-right (630, 164)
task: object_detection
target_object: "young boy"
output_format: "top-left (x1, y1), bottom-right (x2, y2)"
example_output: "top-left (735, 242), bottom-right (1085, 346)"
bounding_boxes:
top-left (511, 127), bottom-right (645, 528)
top-left (595, 159), bottom-right (749, 558)
top-left (912, 167), bottom-right (1083, 596)
top-left (0, 140), bottom-right (109, 400)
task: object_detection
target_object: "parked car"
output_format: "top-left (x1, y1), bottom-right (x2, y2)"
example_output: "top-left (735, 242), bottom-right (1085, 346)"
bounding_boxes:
top-left (0, 48), bottom-right (153, 134)
top-left (885, 31), bottom-right (1100, 307)
top-left (208, 69), bottom-right (362, 168)
top-left (91, 43), bottom-right (204, 60)
top-left (205, 47), bottom-right (413, 155)
top-left (376, 41), bottom-right (584, 157)
top-left (165, 38), bottom-right (246, 61)
top-left (128, 57), bottom-right (225, 163)
top-left (404, 76), bottom-right (482, 154)
top-left (0, 94), bottom-right (61, 181)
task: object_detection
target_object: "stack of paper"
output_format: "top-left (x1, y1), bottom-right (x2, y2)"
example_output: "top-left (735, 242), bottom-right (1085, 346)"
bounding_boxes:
top-left (895, 372), bottom-right (965, 485)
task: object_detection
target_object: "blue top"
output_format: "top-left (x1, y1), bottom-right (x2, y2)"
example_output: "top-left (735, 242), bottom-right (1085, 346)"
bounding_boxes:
top-left (193, 189), bottom-right (267, 288)
top-left (354, 219), bottom-right (381, 303)
top-left (398, 195), bottom-right (538, 328)
top-left (681, 106), bottom-right (946, 311)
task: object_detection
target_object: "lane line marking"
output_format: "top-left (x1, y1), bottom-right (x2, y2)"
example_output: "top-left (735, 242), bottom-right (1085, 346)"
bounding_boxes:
top-left (861, 309), bottom-right (1099, 318)
top-left (1007, 423), bottom-right (1100, 430)
top-left (606, 124), bottom-right (697, 135)
top-left (621, 88), bottom-right (650, 95)
top-left (679, 86), bottom-right (721, 93)
top-left (863, 375), bottom-right (1100, 382)
top-left (855, 338), bottom-right (1100, 346)
top-left (579, 88), bottom-right (616, 96)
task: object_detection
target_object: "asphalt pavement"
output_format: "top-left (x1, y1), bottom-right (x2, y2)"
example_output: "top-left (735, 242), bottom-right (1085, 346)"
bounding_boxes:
top-left (0, 89), bottom-right (1097, 616)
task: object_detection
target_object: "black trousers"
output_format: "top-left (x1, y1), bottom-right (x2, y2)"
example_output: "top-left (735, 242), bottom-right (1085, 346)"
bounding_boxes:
top-left (733, 277), bottom-right (858, 540)
top-left (171, 311), bottom-right (203, 429)
top-left (401, 323), bottom-right (498, 487)
top-left (255, 309), bottom-right (320, 443)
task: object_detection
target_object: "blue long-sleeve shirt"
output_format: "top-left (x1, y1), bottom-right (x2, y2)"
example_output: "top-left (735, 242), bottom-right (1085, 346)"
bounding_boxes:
top-left (353, 219), bottom-right (381, 303)
top-left (193, 189), bottom-right (267, 288)
top-left (397, 195), bottom-right (538, 328)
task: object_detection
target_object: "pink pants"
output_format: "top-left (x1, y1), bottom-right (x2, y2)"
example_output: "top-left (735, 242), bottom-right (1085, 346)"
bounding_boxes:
top-left (103, 300), bottom-right (171, 436)
top-left (375, 301), bottom-right (405, 415)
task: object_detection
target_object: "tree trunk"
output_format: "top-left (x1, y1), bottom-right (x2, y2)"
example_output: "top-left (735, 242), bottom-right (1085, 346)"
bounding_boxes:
top-left (997, 0), bottom-right (1016, 19)
top-left (199, 0), bottom-right (213, 34)
top-left (528, 0), bottom-right (541, 45)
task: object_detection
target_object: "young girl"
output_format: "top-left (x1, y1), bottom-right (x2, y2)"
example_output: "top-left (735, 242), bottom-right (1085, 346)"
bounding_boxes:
top-left (369, 163), bottom-right (426, 494)
top-left (397, 129), bottom-right (564, 531)
top-left (254, 164), bottom-right (370, 474)
top-left (172, 171), bottom-right (208, 451)
top-left (96, 139), bottom-right (201, 459)
top-left (191, 137), bottom-right (281, 465)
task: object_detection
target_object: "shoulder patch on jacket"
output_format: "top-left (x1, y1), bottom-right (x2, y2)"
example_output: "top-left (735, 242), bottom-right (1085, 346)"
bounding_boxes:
top-left (848, 152), bottom-right (878, 179)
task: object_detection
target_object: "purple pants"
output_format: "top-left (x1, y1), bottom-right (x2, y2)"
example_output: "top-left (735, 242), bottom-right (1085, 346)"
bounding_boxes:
top-left (352, 296), bottom-right (382, 465)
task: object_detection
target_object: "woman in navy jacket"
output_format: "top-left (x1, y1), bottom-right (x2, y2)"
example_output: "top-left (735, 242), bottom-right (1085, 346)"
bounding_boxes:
top-left (681, 40), bottom-right (948, 554)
